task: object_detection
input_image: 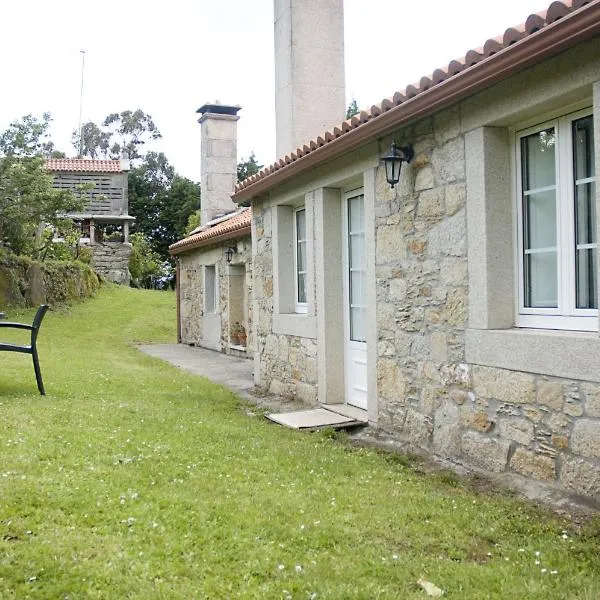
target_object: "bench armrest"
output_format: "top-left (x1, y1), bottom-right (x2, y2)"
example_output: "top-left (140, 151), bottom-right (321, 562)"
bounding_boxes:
top-left (0, 322), bottom-right (34, 331)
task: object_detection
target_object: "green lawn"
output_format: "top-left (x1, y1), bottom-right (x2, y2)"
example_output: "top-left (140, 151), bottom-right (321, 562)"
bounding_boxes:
top-left (1, 285), bottom-right (599, 599)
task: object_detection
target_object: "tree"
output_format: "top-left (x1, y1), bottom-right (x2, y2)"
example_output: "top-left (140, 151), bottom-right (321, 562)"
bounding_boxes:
top-left (346, 99), bottom-right (360, 119)
top-left (73, 109), bottom-right (161, 160)
top-left (128, 152), bottom-right (200, 260)
top-left (72, 122), bottom-right (110, 159)
top-left (0, 113), bottom-right (57, 158)
top-left (237, 152), bottom-right (263, 182)
top-left (128, 232), bottom-right (163, 288)
top-left (236, 152), bottom-right (263, 208)
top-left (0, 114), bottom-right (82, 257)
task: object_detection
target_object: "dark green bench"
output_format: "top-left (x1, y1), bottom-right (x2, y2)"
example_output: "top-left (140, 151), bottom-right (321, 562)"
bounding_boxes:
top-left (0, 305), bottom-right (49, 395)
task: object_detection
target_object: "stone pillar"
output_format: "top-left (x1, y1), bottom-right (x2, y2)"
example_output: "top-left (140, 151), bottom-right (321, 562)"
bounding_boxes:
top-left (274, 0), bottom-right (345, 158)
top-left (197, 103), bottom-right (241, 226)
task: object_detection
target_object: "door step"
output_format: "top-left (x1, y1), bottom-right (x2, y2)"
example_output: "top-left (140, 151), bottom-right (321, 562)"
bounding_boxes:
top-left (266, 407), bottom-right (367, 431)
top-left (321, 403), bottom-right (368, 423)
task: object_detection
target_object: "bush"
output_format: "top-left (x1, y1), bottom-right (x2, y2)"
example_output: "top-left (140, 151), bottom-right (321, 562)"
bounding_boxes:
top-left (0, 247), bottom-right (100, 307)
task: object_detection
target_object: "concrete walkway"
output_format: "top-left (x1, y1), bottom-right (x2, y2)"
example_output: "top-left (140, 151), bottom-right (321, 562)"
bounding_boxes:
top-left (138, 344), bottom-right (255, 399)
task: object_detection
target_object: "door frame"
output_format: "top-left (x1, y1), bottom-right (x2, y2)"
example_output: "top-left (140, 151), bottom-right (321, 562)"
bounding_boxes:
top-left (342, 188), bottom-right (368, 409)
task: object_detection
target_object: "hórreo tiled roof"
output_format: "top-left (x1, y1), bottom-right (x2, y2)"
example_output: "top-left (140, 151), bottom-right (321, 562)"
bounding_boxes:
top-left (45, 159), bottom-right (123, 173)
top-left (233, 0), bottom-right (600, 203)
top-left (169, 208), bottom-right (251, 255)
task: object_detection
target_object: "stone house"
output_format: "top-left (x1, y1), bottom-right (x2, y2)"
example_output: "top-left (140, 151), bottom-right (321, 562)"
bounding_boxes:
top-left (46, 158), bottom-right (133, 284)
top-left (170, 207), bottom-right (253, 357)
top-left (170, 104), bottom-right (253, 357)
top-left (232, 0), bottom-right (600, 502)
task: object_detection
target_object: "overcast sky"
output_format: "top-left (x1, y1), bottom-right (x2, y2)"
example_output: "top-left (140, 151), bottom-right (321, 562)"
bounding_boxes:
top-left (1, 0), bottom-right (547, 181)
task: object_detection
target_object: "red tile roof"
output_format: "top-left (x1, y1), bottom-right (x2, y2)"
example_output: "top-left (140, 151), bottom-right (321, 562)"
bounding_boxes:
top-left (45, 159), bottom-right (123, 173)
top-left (169, 208), bottom-right (251, 255)
top-left (233, 0), bottom-right (600, 203)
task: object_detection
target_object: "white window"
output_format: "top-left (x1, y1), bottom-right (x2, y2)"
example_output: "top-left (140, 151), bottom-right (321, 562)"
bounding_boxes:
top-left (516, 109), bottom-right (596, 331)
top-left (294, 207), bottom-right (307, 313)
top-left (347, 193), bottom-right (366, 342)
top-left (204, 265), bottom-right (217, 313)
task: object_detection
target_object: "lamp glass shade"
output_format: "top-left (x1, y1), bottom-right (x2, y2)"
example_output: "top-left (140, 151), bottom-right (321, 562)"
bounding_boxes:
top-left (384, 153), bottom-right (403, 188)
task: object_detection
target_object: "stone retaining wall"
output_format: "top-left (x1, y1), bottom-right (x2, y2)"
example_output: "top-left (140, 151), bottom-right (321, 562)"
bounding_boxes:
top-left (90, 242), bottom-right (131, 285)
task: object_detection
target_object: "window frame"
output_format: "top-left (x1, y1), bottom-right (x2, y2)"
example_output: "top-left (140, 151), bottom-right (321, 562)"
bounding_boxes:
top-left (514, 107), bottom-right (597, 332)
top-left (204, 264), bottom-right (217, 314)
top-left (294, 206), bottom-right (308, 314)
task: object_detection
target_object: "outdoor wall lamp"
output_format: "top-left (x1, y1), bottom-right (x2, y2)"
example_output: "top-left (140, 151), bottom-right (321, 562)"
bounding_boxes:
top-left (225, 246), bottom-right (237, 263)
top-left (383, 141), bottom-right (414, 188)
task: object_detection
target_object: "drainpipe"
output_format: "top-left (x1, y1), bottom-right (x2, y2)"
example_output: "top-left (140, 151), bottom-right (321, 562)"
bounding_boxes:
top-left (174, 256), bottom-right (181, 343)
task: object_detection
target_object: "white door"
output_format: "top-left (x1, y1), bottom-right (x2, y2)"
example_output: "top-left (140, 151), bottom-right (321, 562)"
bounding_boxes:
top-left (344, 192), bottom-right (368, 409)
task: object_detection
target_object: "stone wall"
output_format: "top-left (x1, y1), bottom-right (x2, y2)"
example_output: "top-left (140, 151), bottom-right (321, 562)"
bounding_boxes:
top-left (252, 203), bottom-right (318, 404)
top-left (248, 42), bottom-right (600, 501)
top-left (374, 102), bottom-right (600, 501)
top-left (178, 235), bottom-right (253, 358)
top-left (90, 242), bottom-right (131, 285)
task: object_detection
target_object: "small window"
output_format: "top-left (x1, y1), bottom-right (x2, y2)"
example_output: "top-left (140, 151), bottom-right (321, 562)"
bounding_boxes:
top-left (516, 109), bottom-right (596, 331)
top-left (205, 265), bottom-right (217, 313)
top-left (294, 207), bottom-right (307, 313)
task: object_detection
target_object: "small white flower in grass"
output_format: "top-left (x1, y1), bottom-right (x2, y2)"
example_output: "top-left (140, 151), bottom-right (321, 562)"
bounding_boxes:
top-left (541, 568), bottom-right (547, 573)
top-left (561, 533), bottom-right (568, 540)
top-left (550, 570), bottom-right (558, 575)
top-left (535, 560), bottom-right (540, 565)
top-left (300, 525), bottom-right (305, 530)
top-left (278, 564), bottom-right (285, 571)
top-left (518, 549), bottom-right (525, 553)
top-left (392, 554), bottom-right (399, 561)
top-left (535, 551), bottom-right (541, 557)
top-left (295, 565), bottom-right (303, 573)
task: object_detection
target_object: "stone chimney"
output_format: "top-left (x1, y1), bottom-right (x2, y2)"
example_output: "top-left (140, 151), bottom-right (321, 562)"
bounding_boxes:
top-left (274, 0), bottom-right (345, 158)
top-left (197, 102), bottom-right (241, 225)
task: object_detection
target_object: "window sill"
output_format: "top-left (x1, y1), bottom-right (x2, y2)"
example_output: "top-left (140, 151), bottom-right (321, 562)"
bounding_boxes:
top-left (466, 327), bottom-right (600, 383)
top-left (228, 343), bottom-right (247, 352)
top-left (272, 313), bottom-right (316, 338)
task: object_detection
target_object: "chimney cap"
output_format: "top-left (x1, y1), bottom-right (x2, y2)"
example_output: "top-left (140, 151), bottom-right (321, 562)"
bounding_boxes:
top-left (196, 102), bottom-right (241, 116)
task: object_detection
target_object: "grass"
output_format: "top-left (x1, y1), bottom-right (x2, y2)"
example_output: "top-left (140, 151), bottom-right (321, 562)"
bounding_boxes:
top-left (1, 285), bottom-right (600, 599)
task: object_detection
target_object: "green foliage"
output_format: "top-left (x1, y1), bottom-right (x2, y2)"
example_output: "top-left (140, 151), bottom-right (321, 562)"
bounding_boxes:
top-left (0, 114), bottom-right (82, 258)
top-left (40, 259), bottom-right (100, 303)
top-left (74, 109), bottom-right (161, 160)
top-left (237, 151), bottom-right (263, 183)
top-left (72, 122), bottom-right (110, 159)
top-left (0, 112), bottom-right (57, 158)
top-left (346, 98), bottom-right (360, 119)
top-left (184, 210), bottom-right (201, 235)
top-left (237, 152), bottom-right (263, 208)
top-left (128, 232), bottom-right (162, 288)
top-left (0, 247), bottom-right (99, 307)
top-left (128, 152), bottom-right (200, 260)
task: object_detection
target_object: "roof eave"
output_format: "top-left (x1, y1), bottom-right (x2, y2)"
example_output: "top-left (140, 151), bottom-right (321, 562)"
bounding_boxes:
top-left (169, 225), bottom-right (251, 256)
top-left (232, 2), bottom-right (600, 204)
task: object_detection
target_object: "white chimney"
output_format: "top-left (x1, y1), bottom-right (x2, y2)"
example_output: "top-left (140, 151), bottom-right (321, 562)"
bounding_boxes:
top-left (274, 0), bottom-right (346, 158)
top-left (197, 102), bottom-right (241, 225)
